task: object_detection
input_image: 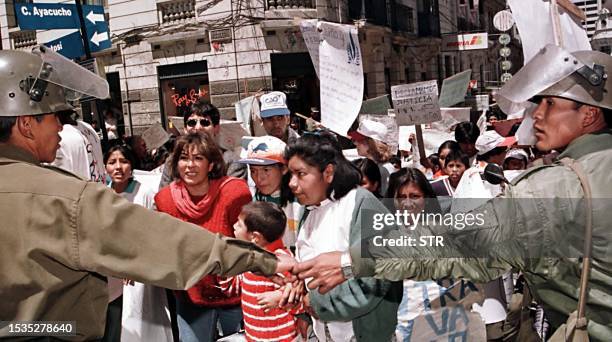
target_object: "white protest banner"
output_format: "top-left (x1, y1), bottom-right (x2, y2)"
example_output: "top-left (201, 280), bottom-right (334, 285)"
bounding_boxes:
top-left (319, 22), bottom-right (364, 136)
top-left (507, 0), bottom-right (589, 64)
top-left (397, 279), bottom-right (487, 341)
top-left (299, 19), bottom-right (320, 78)
top-left (218, 120), bottom-right (249, 155)
top-left (439, 69), bottom-right (472, 107)
top-left (430, 107), bottom-right (472, 133)
top-left (391, 80), bottom-right (440, 126)
top-left (234, 95), bottom-right (260, 135)
top-left (141, 123), bottom-right (170, 151)
top-left (476, 94), bottom-right (490, 111)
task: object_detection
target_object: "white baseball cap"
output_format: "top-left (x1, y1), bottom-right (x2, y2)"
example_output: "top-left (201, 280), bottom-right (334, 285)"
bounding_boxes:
top-left (238, 135), bottom-right (287, 165)
top-left (260, 91), bottom-right (290, 118)
top-left (504, 148), bottom-right (529, 162)
top-left (475, 130), bottom-right (517, 155)
top-left (355, 119), bottom-right (388, 142)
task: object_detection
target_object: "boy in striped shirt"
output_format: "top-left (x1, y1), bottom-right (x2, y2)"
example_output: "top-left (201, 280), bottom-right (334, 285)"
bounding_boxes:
top-left (224, 202), bottom-right (305, 341)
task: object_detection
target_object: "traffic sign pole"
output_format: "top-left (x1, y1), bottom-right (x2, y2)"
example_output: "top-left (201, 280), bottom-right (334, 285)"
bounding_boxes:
top-left (75, 0), bottom-right (108, 144)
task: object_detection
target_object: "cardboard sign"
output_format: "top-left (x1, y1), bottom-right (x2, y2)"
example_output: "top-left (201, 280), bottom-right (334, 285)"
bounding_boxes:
top-left (439, 69), bottom-right (472, 108)
top-left (359, 95), bottom-right (392, 115)
top-left (141, 123), bottom-right (170, 151)
top-left (218, 120), bottom-right (249, 155)
top-left (168, 116), bottom-right (184, 134)
top-left (391, 80), bottom-right (441, 126)
top-left (319, 22), bottom-right (364, 135)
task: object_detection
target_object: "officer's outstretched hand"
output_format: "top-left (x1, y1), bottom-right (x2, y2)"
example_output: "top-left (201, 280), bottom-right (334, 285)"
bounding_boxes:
top-left (294, 252), bottom-right (346, 294)
top-left (275, 253), bottom-right (297, 274)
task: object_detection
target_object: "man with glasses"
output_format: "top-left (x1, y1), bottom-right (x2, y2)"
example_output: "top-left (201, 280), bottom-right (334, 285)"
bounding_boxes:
top-left (159, 100), bottom-right (247, 188)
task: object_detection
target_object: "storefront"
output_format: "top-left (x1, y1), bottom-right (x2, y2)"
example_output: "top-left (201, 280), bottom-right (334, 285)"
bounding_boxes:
top-left (158, 60), bottom-right (210, 128)
top-left (270, 52), bottom-right (319, 130)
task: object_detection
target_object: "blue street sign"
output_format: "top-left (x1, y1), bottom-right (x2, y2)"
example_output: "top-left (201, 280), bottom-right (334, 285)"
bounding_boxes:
top-left (44, 31), bottom-right (85, 59)
top-left (16, 4), bottom-right (80, 30)
top-left (17, 3), bottom-right (111, 58)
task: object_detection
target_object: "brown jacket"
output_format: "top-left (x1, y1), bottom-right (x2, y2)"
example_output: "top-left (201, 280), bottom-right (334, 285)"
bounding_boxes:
top-left (0, 144), bottom-right (277, 340)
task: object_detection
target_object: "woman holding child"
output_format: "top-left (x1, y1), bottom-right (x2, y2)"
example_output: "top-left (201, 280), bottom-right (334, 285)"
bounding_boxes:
top-left (154, 132), bottom-right (252, 342)
top-left (286, 131), bottom-right (402, 341)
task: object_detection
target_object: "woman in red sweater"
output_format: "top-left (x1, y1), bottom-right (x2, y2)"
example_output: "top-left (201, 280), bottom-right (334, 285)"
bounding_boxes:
top-left (155, 132), bottom-right (252, 342)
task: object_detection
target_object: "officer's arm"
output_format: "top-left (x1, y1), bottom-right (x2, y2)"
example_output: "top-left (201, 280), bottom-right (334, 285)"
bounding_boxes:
top-left (73, 182), bottom-right (278, 290)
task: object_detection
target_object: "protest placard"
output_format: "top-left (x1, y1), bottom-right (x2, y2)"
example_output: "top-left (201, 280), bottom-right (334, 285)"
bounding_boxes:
top-left (359, 95), bottom-right (392, 115)
top-left (319, 22), bottom-right (364, 136)
top-left (300, 19), bottom-right (320, 78)
top-left (141, 123), bottom-right (170, 151)
top-left (391, 80), bottom-right (440, 126)
top-left (439, 69), bottom-right (472, 107)
top-left (218, 120), bottom-right (249, 155)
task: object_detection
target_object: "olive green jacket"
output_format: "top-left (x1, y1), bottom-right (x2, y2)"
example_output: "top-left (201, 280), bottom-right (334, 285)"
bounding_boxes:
top-left (0, 144), bottom-right (277, 340)
top-left (353, 130), bottom-right (612, 341)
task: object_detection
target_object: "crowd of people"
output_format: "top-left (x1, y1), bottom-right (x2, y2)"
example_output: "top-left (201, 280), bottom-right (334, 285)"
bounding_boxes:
top-left (1, 44), bottom-right (611, 342)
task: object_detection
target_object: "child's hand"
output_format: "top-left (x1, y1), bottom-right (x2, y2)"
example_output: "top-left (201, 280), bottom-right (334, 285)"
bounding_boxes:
top-left (302, 293), bottom-right (318, 319)
top-left (279, 280), bottom-right (305, 307)
top-left (256, 290), bottom-right (284, 311)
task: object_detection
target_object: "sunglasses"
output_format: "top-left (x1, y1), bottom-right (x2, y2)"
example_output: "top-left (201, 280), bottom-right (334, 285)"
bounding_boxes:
top-left (186, 118), bottom-right (212, 128)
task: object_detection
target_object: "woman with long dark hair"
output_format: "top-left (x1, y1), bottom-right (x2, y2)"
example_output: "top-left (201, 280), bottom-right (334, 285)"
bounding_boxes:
top-left (286, 131), bottom-right (402, 342)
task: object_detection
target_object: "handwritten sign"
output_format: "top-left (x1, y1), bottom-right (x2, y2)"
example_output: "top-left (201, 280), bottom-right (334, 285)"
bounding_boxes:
top-left (319, 22), bottom-right (364, 136)
top-left (439, 69), bottom-right (472, 107)
top-left (300, 19), bottom-right (320, 78)
top-left (391, 80), bottom-right (440, 126)
top-left (141, 123), bottom-right (170, 151)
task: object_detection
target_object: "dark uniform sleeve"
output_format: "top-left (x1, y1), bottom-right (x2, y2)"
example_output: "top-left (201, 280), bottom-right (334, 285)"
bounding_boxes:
top-left (73, 182), bottom-right (278, 290)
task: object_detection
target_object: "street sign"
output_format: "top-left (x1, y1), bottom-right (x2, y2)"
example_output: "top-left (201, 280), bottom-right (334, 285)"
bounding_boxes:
top-left (498, 33), bottom-right (511, 45)
top-left (44, 31), bottom-right (85, 59)
top-left (441, 33), bottom-right (488, 51)
top-left (499, 47), bottom-right (511, 58)
top-left (500, 60), bottom-right (513, 71)
top-left (500, 73), bottom-right (513, 83)
top-left (83, 5), bottom-right (111, 52)
top-left (16, 3), bottom-right (80, 30)
top-left (493, 10), bottom-right (515, 32)
top-left (16, 3), bottom-right (110, 58)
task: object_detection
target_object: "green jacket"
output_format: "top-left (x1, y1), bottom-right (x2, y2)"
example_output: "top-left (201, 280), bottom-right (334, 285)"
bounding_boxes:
top-left (353, 131), bottom-right (612, 341)
top-left (0, 144), bottom-right (277, 340)
top-left (309, 187), bottom-right (403, 342)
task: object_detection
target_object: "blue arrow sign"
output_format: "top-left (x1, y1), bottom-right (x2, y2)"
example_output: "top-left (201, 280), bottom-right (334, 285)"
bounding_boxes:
top-left (20, 3), bottom-right (111, 58)
top-left (16, 4), bottom-right (80, 30)
top-left (43, 31), bottom-right (85, 59)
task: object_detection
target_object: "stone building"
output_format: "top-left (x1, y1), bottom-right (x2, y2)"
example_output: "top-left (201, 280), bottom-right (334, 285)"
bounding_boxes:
top-left (0, 0), bottom-right (511, 135)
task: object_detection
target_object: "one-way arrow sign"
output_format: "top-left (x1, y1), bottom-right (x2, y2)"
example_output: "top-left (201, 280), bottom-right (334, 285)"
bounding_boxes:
top-left (86, 10), bottom-right (104, 25)
top-left (90, 31), bottom-right (109, 47)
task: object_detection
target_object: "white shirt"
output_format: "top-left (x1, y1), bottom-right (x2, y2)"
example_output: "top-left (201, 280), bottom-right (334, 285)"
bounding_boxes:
top-left (296, 189), bottom-right (357, 342)
top-left (53, 121), bottom-right (106, 183)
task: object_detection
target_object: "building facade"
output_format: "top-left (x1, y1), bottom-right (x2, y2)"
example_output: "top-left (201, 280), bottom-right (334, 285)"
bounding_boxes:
top-left (0, 0), bottom-right (510, 135)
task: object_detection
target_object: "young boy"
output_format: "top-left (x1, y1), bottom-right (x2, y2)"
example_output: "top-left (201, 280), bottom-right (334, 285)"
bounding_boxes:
top-left (224, 202), bottom-right (305, 342)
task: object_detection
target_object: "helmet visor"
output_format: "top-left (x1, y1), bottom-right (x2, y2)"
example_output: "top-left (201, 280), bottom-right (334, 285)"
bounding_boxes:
top-left (496, 44), bottom-right (584, 115)
top-left (31, 45), bottom-right (109, 101)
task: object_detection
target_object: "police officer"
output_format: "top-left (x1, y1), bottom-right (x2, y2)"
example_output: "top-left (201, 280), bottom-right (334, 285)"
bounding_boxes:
top-left (0, 47), bottom-right (293, 339)
top-left (294, 46), bottom-right (612, 341)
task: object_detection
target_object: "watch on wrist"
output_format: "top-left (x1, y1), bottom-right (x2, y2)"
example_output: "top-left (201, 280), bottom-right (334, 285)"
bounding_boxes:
top-left (340, 252), bottom-right (354, 279)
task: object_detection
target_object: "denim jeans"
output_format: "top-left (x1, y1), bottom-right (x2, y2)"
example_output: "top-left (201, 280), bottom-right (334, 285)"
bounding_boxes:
top-left (175, 297), bottom-right (242, 342)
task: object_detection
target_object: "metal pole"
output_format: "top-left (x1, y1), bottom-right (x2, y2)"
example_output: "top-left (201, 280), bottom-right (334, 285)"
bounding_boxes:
top-left (76, 0), bottom-right (109, 146)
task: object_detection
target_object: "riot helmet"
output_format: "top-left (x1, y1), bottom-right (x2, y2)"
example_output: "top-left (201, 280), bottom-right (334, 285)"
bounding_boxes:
top-left (536, 50), bottom-right (611, 110)
top-left (496, 45), bottom-right (611, 114)
top-left (0, 45), bottom-right (109, 117)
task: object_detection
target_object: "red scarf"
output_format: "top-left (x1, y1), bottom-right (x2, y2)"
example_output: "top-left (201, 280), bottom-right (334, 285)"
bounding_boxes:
top-left (169, 176), bottom-right (234, 220)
